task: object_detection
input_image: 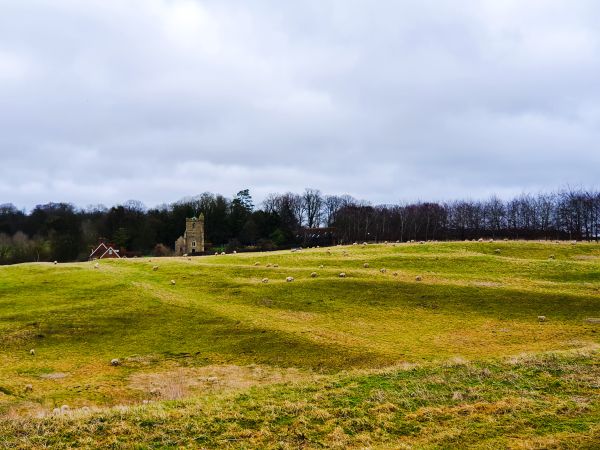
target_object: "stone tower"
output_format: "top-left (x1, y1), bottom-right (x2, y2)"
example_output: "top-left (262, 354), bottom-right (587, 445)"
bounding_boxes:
top-left (174, 214), bottom-right (205, 255)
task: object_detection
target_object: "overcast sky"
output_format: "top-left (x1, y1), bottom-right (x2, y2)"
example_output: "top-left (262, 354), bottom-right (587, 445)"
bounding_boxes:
top-left (1, 0), bottom-right (600, 210)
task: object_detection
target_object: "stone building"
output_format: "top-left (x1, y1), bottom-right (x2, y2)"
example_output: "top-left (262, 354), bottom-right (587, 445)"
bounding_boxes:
top-left (174, 215), bottom-right (205, 255)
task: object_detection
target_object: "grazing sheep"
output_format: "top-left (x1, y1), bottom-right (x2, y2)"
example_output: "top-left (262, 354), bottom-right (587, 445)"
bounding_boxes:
top-left (215, 252), bottom-right (218, 255)
top-left (380, 268), bottom-right (386, 273)
top-left (310, 272), bottom-right (318, 278)
top-left (53, 261), bottom-right (58, 265)
top-left (261, 278), bottom-right (269, 283)
top-left (585, 318), bottom-right (600, 324)
top-left (29, 349), bottom-right (35, 356)
top-left (339, 272), bottom-right (346, 278)
top-left (363, 263), bottom-right (370, 268)
top-left (94, 262), bottom-right (99, 269)
top-left (273, 264), bottom-right (279, 268)
top-left (362, 242), bottom-right (368, 245)
top-left (111, 358), bottom-right (120, 366)
top-left (24, 384), bottom-right (33, 393)
top-left (286, 276), bottom-right (294, 282)
top-left (478, 238), bottom-right (484, 242)
top-left (392, 272), bottom-right (398, 276)
top-left (152, 265), bottom-right (159, 271)
top-left (232, 250), bottom-right (237, 254)
top-left (221, 251), bottom-right (226, 255)
top-left (489, 239), bottom-right (494, 243)
top-left (254, 262), bottom-right (260, 266)
top-left (415, 275), bottom-right (422, 281)
top-left (266, 263), bottom-right (272, 267)
top-left (170, 280), bottom-right (176, 285)
top-left (353, 242), bottom-right (358, 245)
top-left (319, 264), bottom-right (324, 269)
top-left (549, 255), bottom-right (555, 260)
top-left (538, 316), bottom-right (547, 322)
top-left (494, 249), bottom-right (501, 254)
top-left (419, 241), bottom-right (425, 245)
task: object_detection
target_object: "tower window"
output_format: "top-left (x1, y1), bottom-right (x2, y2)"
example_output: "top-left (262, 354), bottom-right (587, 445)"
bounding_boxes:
top-left (192, 241), bottom-right (196, 248)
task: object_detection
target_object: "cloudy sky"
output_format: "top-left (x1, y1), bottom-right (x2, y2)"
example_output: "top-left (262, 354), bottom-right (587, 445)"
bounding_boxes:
top-left (1, 0), bottom-right (600, 209)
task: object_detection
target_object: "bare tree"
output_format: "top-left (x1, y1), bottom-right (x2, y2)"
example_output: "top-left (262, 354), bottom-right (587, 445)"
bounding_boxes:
top-left (302, 188), bottom-right (324, 228)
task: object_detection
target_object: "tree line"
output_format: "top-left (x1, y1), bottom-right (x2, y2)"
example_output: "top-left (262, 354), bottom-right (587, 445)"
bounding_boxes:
top-left (1, 187), bottom-right (599, 264)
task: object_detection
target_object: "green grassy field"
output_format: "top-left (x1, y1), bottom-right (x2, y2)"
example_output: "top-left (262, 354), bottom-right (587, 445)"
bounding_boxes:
top-left (1, 241), bottom-right (599, 448)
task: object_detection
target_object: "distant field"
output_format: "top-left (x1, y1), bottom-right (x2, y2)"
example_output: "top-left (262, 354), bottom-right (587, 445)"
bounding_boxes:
top-left (1, 241), bottom-right (599, 448)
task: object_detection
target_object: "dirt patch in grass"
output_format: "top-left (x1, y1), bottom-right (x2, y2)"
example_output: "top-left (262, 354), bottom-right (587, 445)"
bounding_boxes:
top-left (39, 372), bottom-right (70, 380)
top-left (128, 364), bottom-right (316, 400)
top-left (472, 281), bottom-right (503, 287)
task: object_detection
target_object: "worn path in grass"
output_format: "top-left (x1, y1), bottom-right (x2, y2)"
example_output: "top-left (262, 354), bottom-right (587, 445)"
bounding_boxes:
top-left (0, 241), bottom-right (599, 448)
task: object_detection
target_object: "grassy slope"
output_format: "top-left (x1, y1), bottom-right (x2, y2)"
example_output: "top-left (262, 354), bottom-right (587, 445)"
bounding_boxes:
top-left (0, 241), bottom-right (599, 448)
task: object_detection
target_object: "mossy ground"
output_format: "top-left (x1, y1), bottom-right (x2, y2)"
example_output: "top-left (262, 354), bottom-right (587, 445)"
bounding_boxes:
top-left (0, 241), bottom-right (599, 448)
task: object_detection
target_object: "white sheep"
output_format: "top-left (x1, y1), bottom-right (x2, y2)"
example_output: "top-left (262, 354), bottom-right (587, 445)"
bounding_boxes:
top-left (262, 278), bottom-right (269, 283)
top-left (363, 263), bottom-right (370, 268)
top-left (152, 265), bottom-right (159, 271)
top-left (286, 276), bottom-right (294, 282)
top-left (254, 262), bottom-right (260, 266)
top-left (415, 275), bottom-right (422, 281)
top-left (170, 279), bottom-right (176, 285)
top-left (30, 349), bottom-right (35, 356)
top-left (94, 263), bottom-right (99, 269)
top-left (310, 272), bottom-right (318, 278)
top-left (380, 268), bottom-right (387, 273)
top-left (538, 316), bottom-right (547, 322)
top-left (339, 272), bottom-right (346, 278)
top-left (111, 358), bottom-right (120, 366)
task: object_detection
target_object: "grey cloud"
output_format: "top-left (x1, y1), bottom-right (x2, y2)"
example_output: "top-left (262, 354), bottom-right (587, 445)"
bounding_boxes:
top-left (1, 0), bottom-right (599, 209)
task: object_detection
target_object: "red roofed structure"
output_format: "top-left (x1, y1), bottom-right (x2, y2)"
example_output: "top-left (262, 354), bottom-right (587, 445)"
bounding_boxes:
top-left (89, 238), bottom-right (121, 260)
